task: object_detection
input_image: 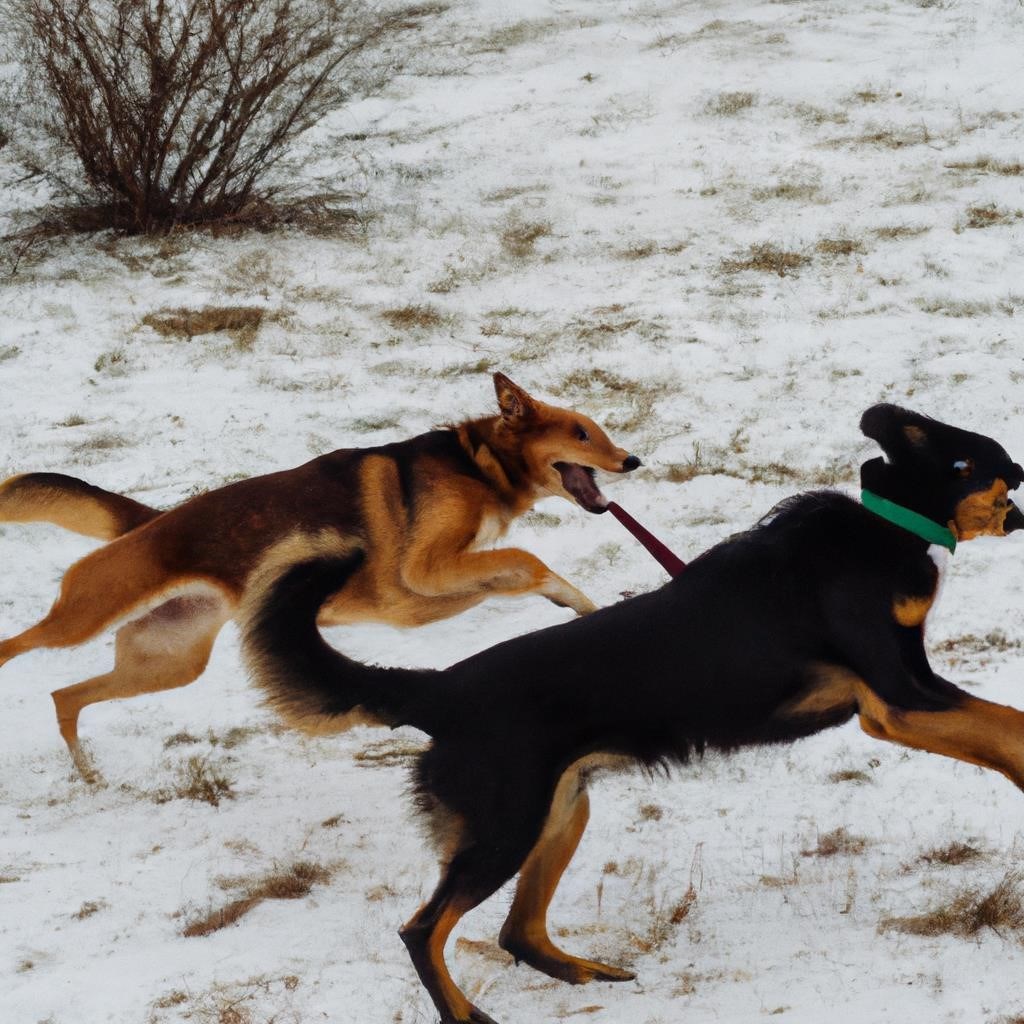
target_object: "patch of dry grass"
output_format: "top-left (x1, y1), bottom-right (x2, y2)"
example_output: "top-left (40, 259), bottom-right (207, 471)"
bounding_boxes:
top-left (154, 755), bottom-right (235, 807)
top-left (917, 841), bottom-right (985, 867)
top-left (70, 430), bottom-right (133, 454)
top-left (802, 827), bottom-right (868, 858)
top-left (946, 156), bottom-right (1024, 176)
top-left (720, 243), bottom-right (809, 277)
top-left (828, 769), bottom-right (872, 785)
top-left (500, 216), bottom-right (552, 259)
top-left (54, 412), bottom-right (87, 427)
top-left (380, 304), bottom-right (446, 330)
top-left (141, 305), bottom-right (266, 347)
top-left (183, 861), bottom-right (332, 937)
top-left (844, 123), bottom-right (931, 149)
top-left (917, 296), bottom-right (1021, 318)
top-left (353, 737), bottom-right (424, 768)
top-left (964, 204), bottom-right (1022, 230)
top-left (881, 871), bottom-right (1024, 939)
top-left (704, 91), bottom-right (757, 116)
top-left (72, 900), bottom-right (106, 920)
top-left (873, 224), bottom-right (929, 240)
top-left (471, 16), bottom-right (593, 53)
top-left (816, 238), bottom-right (864, 256)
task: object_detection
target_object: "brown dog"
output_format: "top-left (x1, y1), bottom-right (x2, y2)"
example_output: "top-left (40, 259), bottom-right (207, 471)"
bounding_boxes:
top-left (0, 373), bottom-right (639, 779)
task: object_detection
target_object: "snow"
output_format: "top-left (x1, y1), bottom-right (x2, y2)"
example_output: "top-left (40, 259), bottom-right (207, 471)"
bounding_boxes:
top-left (2, 0), bottom-right (1024, 1021)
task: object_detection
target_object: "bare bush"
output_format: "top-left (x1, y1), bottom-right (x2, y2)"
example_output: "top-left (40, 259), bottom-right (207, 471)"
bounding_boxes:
top-left (0, 0), bottom-right (440, 232)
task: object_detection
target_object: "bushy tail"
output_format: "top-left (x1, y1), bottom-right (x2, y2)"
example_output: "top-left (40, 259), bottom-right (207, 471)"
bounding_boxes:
top-left (239, 545), bottom-right (445, 737)
top-left (0, 472), bottom-right (159, 540)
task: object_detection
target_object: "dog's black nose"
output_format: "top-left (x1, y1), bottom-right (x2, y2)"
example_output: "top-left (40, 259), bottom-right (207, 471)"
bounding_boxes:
top-left (1004, 502), bottom-right (1024, 533)
top-left (622, 455), bottom-right (642, 472)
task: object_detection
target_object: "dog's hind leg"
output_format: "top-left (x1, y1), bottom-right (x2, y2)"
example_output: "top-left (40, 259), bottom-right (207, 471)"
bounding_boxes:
top-left (400, 840), bottom-right (522, 1024)
top-left (51, 593), bottom-right (231, 782)
top-left (855, 682), bottom-right (1024, 791)
top-left (0, 533), bottom-right (182, 668)
top-left (498, 767), bottom-right (636, 984)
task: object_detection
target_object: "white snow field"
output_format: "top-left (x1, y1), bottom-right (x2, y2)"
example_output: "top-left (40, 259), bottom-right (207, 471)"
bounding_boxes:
top-left (2, 1), bottom-right (1024, 1022)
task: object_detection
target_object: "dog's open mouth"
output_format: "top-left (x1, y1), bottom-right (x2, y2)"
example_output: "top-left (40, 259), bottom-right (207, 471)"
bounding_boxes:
top-left (554, 462), bottom-right (608, 514)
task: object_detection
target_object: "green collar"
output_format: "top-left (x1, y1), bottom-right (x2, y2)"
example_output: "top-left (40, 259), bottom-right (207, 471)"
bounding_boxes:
top-left (861, 489), bottom-right (957, 554)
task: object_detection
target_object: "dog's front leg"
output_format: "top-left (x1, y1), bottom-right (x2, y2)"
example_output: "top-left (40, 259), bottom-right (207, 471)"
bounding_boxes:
top-left (855, 681), bottom-right (1024, 792)
top-left (401, 542), bottom-right (597, 615)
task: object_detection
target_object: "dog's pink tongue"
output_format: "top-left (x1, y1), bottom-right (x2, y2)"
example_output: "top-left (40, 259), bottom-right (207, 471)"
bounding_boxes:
top-left (555, 462), bottom-right (607, 513)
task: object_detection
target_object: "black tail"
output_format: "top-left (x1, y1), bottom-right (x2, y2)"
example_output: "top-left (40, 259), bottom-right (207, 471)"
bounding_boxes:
top-left (240, 550), bottom-right (445, 736)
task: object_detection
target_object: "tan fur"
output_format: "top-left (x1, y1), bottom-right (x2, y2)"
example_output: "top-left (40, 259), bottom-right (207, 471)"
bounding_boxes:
top-left (892, 594), bottom-right (934, 628)
top-left (855, 682), bottom-right (1024, 789)
top-left (0, 375), bottom-right (637, 778)
top-left (950, 480), bottom-right (1012, 540)
top-left (0, 473), bottom-right (155, 540)
top-left (402, 899), bottom-right (478, 1023)
top-left (774, 664), bottom-right (859, 718)
top-left (497, 761), bottom-right (635, 984)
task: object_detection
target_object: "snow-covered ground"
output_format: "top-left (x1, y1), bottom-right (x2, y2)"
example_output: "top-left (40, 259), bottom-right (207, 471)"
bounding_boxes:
top-left (3, 1), bottom-right (1024, 1021)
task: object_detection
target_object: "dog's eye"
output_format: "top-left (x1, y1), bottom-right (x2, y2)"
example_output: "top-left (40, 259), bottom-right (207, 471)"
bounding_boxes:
top-left (953, 458), bottom-right (974, 478)
top-left (575, 425), bottom-right (590, 443)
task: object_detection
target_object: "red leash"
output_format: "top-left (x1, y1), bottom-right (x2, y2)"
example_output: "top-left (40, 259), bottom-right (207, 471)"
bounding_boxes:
top-left (606, 501), bottom-right (687, 578)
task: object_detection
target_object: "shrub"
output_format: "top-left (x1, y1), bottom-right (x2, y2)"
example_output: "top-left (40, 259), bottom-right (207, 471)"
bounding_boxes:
top-left (0, 0), bottom-right (439, 233)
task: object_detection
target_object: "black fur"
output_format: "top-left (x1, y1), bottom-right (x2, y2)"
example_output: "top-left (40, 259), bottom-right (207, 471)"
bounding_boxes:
top-left (240, 403), bottom-right (1024, 1023)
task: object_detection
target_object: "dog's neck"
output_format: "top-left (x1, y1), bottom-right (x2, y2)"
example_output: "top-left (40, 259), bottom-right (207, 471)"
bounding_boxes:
top-left (455, 418), bottom-right (536, 512)
top-left (860, 456), bottom-right (956, 545)
top-left (860, 489), bottom-right (957, 553)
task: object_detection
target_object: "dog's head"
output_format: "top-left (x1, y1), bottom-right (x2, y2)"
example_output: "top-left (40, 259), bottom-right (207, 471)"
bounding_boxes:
top-left (860, 404), bottom-right (1024, 540)
top-left (493, 372), bottom-right (641, 513)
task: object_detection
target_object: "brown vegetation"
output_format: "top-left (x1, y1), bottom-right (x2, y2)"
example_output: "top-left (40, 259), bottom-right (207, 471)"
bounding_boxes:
top-left (721, 244), bottom-right (809, 277)
top-left (3, 0), bottom-right (439, 232)
top-left (881, 871), bottom-right (1024, 939)
top-left (183, 861), bottom-right (332, 937)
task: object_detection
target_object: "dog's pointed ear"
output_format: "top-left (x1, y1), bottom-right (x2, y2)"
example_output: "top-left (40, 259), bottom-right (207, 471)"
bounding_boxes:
top-left (860, 404), bottom-right (935, 460)
top-left (494, 372), bottom-right (537, 423)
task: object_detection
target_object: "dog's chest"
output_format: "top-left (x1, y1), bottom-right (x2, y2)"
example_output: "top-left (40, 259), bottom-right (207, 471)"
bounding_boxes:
top-left (893, 546), bottom-right (947, 627)
top-left (472, 510), bottom-right (511, 549)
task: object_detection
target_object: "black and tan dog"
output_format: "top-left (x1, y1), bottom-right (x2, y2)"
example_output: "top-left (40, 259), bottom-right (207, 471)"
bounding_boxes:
top-left (240, 404), bottom-right (1024, 1024)
top-left (0, 373), bottom-right (639, 778)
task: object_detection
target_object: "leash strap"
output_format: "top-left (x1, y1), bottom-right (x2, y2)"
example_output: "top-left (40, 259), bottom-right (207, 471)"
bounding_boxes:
top-left (861, 489), bottom-right (957, 553)
top-left (606, 501), bottom-right (687, 577)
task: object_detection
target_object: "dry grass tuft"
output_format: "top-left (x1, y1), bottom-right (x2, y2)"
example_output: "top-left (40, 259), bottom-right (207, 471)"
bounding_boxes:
top-left (816, 238), bottom-right (864, 256)
top-left (721, 243), bottom-right (809, 277)
top-left (933, 630), bottom-right (1022, 664)
top-left (881, 871), bottom-right (1024, 939)
top-left (500, 217), bottom-right (552, 259)
top-left (380, 304), bottom-right (445, 330)
top-left (873, 224), bottom-right (929, 240)
top-left (163, 730), bottom-right (202, 749)
top-left (71, 430), bottom-right (132, 454)
top-left (471, 17), bottom-right (582, 53)
top-left (704, 91), bottom-right (757, 116)
top-left (353, 737), bottom-right (424, 768)
top-left (141, 306), bottom-right (265, 344)
top-left (55, 412), bottom-right (87, 427)
top-left (630, 885), bottom-right (698, 954)
top-left (155, 755), bottom-right (235, 807)
top-left (828, 769), bottom-right (871, 785)
top-left (850, 124), bottom-right (930, 149)
top-left (802, 827), bottom-right (868, 858)
top-left (72, 900), bottom-right (106, 920)
top-left (964, 204), bottom-right (1021, 230)
top-left (183, 861), bottom-right (332, 937)
top-left (946, 156), bottom-right (1024, 176)
top-left (918, 841), bottom-right (985, 867)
